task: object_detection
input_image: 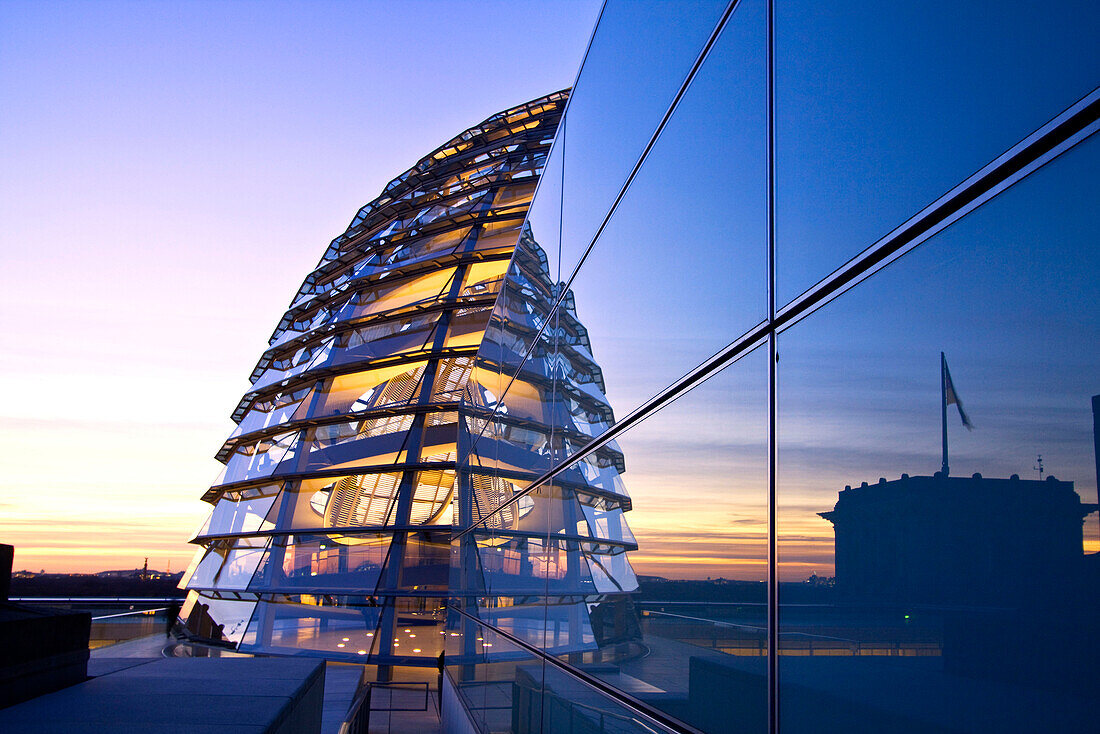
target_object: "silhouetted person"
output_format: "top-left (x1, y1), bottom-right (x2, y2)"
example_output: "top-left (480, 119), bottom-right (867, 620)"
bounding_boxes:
top-left (165, 601), bottom-right (182, 638)
top-left (193, 603), bottom-right (211, 638)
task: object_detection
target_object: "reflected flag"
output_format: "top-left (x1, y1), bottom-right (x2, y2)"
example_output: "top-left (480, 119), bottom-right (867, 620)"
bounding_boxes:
top-left (943, 358), bottom-right (974, 430)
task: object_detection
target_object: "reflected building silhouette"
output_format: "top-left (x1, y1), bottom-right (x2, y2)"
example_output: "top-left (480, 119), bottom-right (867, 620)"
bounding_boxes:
top-left (820, 472), bottom-right (1098, 606)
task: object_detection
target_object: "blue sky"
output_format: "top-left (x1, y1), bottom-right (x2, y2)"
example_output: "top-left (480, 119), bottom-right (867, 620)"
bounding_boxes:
top-left (0, 0), bottom-right (600, 572)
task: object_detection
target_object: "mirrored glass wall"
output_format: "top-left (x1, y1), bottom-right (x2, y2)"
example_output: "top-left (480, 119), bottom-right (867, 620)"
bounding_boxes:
top-left (446, 1), bottom-right (1100, 733)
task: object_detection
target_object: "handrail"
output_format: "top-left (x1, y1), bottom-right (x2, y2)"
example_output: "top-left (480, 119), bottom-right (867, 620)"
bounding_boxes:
top-left (337, 680), bottom-right (372, 734)
top-left (11, 597), bottom-right (183, 603)
top-left (545, 691), bottom-right (663, 734)
top-left (449, 604), bottom-right (705, 734)
top-left (92, 607), bottom-right (169, 620)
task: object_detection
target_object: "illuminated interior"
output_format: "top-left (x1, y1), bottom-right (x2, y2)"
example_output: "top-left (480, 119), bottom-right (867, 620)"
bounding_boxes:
top-left (181, 89), bottom-right (641, 672)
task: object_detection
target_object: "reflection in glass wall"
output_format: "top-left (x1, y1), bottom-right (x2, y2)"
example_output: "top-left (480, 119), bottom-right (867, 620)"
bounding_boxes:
top-left (775, 0), bottom-right (1100, 306)
top-left (436, 1), bottom-right (1098, 733)
top-left (778, 136), bottom-right (1099, 732)
top-left (586, 349), bottom-right (769, 733)
top-left (456, 213), bottom-right (642, 664)
top-left (563, 0), bottom-right (767, 422)
top-left (556, 0), bottom-right (731, 283)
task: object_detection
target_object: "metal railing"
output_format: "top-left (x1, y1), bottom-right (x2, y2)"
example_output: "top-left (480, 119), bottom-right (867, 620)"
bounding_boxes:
top-left (10, 597), bottom-right (182, 603)
top-left (449, 604), bottom-right (705, 734)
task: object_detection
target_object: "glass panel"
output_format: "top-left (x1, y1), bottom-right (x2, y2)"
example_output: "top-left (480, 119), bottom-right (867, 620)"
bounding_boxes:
top-left (185, 537), bottom-right (269, 591)
top-left (350, 226), bottom-right (471, 279)
top-left (292, 426), bottom-right (409, 474)
top-left (252, 533), bottom-right (391, 593)
top-left (244, 595), bottom-right (447, 662)
top-left (259, 469), bottom-right (454, 532)
top-left (181, 547), bottom-right (223, 589)
top-left (474, 526), bottom-right (598, 599)
top-left (461, 231), bottom-right (560, 535)
top-left (521, 121), bottom-right (563, 290)
top-left (465, 344), bottom-right (768, 732)
top-left (341, 266), bottom-right (460, 321)
top-left (778, 135), bottom-right (1099, 732)
top-left (210, 430), bottom-right (305, 487)
top-left (490, 180), bottom-right (537, 213)
top-left (213, 543), bottom-right (268, 590)
top-left (407, 467), bottom-right (456, 525)
top-left (431, 356), bottom-right (476, 404)
top-left (251, 336), bottom-right (336, 392)
top-left (447, 617), bottom-right (689, 734)
top-left (466, 220), bottom-right (523, 257)
top-left (775, 0), bottom-right (1100, 306)
top-left (541, 663), bottom-right (680, 734)
top-left (558, 0), bottom-right (767, 441)
top-left (289, 413), bottom-right (449, 477)
top-left (386, 532), bottom-right (452, 593)
top-left (194, 484), bottom-right (279, 538)
top-left (178, 550), bottom-right (207, 589)
top-left (182, 593), bottom-right (257, 645)
top-left (441, 320), bottom-right (489, 354)
top-left (241, 595), bottom-right (385, 657)
top-left (446, 616), bottom-right (546, 734)
top-left (557, 0), bottom-right (731, 283)
top-left (311, 362), bottom-right (429, 417)
top-left (230, 384), bottom-right (315, 440)
top-left (326, 313), bottom-right (441, 368)
top-left (563, 346), bottom-right (769, 734)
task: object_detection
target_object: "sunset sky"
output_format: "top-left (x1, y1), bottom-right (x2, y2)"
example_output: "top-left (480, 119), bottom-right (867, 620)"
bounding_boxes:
top-left (2, 0), bottom-right (1096, 580)
top-left (0, 0), bottom-right (599, 573)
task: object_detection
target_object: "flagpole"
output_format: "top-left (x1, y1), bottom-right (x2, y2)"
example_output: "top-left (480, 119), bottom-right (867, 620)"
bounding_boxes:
top-left (941, 351), bottom-right (949, 476)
